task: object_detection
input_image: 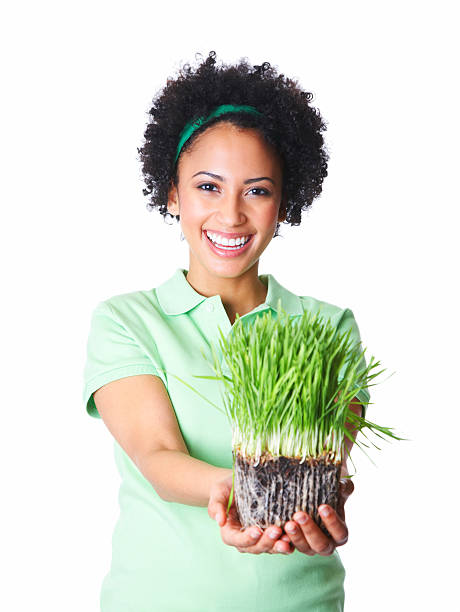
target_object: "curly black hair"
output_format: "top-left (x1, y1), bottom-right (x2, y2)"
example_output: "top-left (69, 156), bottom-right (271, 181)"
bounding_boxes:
top-left (138, 50), bottom-right (329, 237)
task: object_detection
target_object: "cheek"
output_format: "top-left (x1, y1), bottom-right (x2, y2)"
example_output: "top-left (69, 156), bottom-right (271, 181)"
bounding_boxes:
top-left (178, 196), bottom-right (207, 226)
top-left (258, 203), bottom-right (281, 225)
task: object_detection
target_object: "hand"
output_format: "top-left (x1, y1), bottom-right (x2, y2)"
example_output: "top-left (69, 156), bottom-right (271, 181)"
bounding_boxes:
top-left (283, 477), bottom-right (354, 556)
top-left (208, 473), bottom-right (295, 555)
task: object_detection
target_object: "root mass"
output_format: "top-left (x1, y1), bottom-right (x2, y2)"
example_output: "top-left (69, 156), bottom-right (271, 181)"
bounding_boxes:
top-left (233, 450), bottom-right (341, 537)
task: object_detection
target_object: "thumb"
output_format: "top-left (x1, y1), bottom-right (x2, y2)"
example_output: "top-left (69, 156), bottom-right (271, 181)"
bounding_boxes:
top-left (208, 476), bottom-right (233, 526)
top-left (340, 477), bottom-right (354, 501)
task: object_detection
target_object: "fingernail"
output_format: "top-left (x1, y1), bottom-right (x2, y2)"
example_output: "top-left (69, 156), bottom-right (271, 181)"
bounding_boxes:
top-left (320, 506), bottom-right (331, 518)
top-left (296, 514), bottom-right (307, 524)
top-left (269, 530), bottom-right (280, 539)
top-left (215, 513), bottom-right (223, 523)
top-left (286, 525), bottom-right (296, 534)
top-left (250, 530), bottom-right (261, 539)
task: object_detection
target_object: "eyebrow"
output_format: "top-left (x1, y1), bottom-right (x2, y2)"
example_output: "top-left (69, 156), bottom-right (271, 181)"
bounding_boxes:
top-left (191, 171), bottom-right (275, 185)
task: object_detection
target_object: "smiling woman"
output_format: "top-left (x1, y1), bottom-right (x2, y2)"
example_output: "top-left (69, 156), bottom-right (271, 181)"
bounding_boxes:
top-left (83, 50), bottom-right (369, 612)
top-left (165, 121), bottom-right (287, 318)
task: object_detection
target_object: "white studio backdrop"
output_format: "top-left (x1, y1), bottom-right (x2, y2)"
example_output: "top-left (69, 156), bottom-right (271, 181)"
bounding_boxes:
top-left (1, 1), bottom-right (458, 610)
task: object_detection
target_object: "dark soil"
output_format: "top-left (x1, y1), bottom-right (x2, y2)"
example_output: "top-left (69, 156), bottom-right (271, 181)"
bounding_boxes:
top-left (233, 449), bottom-right (341, 537)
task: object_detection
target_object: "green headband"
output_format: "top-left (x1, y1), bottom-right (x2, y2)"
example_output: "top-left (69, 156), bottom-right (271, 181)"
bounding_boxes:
top-left (174, 103), bottom-right (263, 164)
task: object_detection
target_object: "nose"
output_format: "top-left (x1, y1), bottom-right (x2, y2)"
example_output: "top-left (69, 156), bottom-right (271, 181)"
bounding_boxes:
top-left (216, 191), bottom-right (247, 226)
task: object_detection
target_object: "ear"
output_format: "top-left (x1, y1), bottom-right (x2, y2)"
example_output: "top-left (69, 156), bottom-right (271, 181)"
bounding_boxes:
top-left (278, 198), bottom-right (287, 223)
top-left (167, 182), bottom-right (180, 216)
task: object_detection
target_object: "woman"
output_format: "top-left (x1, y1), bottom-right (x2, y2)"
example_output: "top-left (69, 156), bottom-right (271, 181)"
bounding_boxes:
top-left (83, 50), bottom-right (369, 611)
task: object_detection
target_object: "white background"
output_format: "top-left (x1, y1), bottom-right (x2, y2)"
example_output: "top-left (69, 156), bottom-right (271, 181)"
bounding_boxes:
top-left (2, 1), bottom-right (458, 610)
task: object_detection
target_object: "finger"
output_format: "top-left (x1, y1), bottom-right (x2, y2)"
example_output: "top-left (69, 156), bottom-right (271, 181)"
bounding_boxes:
top-left (220, 516), bottom-right (264, 549)
top-left (318, 506), bottom-right (348, 547)
top-left (334, 534), bottom-right (349, 546)
top-left (254, 525), bottom-right (287, 554)
top-left (208, 500), bottom-right (228, 527)
top-left (272, 539), bottom-right (295, 554)
top-left (276, 533), bottom-right (295, 553)
top-left (284, 521), bottom-right (316, 556)
top-left (221, 513), bottom-right (293, 555)
top-left (280, 534), bottom-right (291, 543)
top-left (237, 525), bottom-right (288, 555)
top-left (293, 512), bottom-right (337, 556)
top-left (208, 482), bottom-right (234, 527)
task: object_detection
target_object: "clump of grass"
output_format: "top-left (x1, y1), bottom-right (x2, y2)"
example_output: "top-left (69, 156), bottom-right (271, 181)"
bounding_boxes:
top-left (161, 299), bottom-right (406, 529)
top-left (173, 299), bottom-right (403, 465)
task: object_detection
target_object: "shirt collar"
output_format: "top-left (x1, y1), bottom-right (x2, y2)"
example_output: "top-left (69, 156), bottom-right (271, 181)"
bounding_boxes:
top-left (156, 268), bottom-right (303, 316)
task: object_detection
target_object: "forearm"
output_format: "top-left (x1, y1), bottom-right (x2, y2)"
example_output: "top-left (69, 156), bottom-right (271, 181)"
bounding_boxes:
top-left (138, 449), bottom-right (232, 506)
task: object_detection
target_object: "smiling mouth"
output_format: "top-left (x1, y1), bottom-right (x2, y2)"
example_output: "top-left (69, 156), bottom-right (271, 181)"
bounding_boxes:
top-left (203, 230), bottom-right (254, 253)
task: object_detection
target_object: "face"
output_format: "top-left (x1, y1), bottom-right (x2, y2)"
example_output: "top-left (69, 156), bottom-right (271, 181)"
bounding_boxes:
top-left (167, 122), bottom-right (286, 280)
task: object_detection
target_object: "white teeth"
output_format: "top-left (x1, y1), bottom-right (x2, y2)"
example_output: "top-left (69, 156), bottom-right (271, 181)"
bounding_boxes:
top-left (205, 230), bottom-right (250, 248)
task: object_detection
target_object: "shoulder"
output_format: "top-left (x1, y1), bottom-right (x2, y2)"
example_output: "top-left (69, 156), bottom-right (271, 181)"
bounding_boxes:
top-left (93, 286), bottom-right (165, 328)
top-left (100, 289), bottom-right (160, 312)
top-left (298, 294), bottom-right (352, 326)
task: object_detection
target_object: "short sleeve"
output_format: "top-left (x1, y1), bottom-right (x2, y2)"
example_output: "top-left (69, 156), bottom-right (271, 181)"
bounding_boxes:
top-left (335, 308), bottom-right (371, 420)
top-left (82, 300), bottom-right (162, 419)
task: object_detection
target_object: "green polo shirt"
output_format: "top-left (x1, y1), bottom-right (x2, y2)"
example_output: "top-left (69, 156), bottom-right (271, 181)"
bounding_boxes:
top-left (83, 267), bottom-right (370, 612)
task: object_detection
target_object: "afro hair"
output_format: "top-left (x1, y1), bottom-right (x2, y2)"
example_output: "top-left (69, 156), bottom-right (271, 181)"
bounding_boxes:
top-left (138, 50), bottom-right (329, 237)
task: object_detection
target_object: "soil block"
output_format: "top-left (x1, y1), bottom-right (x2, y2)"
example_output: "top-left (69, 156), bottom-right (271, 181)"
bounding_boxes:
top-left (233, 449), bottom-right (341, 537)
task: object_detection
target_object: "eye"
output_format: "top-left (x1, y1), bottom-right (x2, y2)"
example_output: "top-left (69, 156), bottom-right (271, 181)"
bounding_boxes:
top-left (249, 187), bottom-right (270, 196)
top-left (197, 183), bottom-right (218, 192)
top-left (196, 184), bottom-right (270, 196)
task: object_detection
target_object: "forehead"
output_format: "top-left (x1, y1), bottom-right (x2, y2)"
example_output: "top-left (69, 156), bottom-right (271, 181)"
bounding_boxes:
top-left (179, 122), bottom-right (281, 170)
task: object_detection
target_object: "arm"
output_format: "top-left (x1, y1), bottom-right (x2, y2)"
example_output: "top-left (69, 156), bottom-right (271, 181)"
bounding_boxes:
top-left (139, 450), bottom-right (231, 506)
top-left (93, 374), bottom-right (231, 506)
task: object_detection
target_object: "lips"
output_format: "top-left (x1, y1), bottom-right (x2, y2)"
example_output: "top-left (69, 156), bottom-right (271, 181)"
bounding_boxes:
top-left (203, 230), bottom-right (254, 257)
top-left (204, 229), bottom-right (253, 241)
top-left (204, 229), bottom-right (252, 245)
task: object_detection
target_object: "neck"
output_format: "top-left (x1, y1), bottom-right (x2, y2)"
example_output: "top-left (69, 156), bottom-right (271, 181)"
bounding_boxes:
top-left (185, 263), bottom-right (268, 319)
